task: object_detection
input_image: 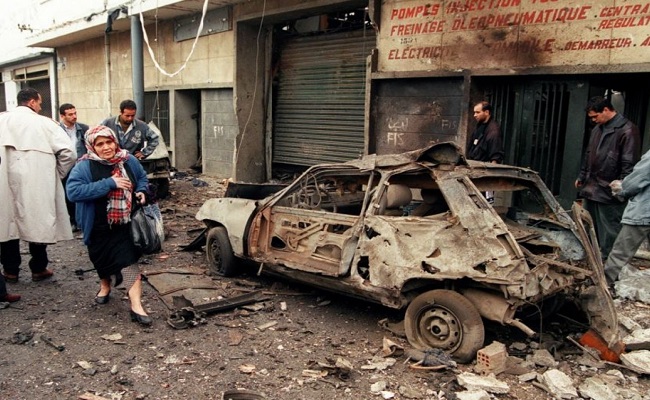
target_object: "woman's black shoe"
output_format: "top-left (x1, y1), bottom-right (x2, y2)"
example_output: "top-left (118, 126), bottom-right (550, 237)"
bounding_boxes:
top-left (130, 310), bottom-right (152, 326)
top-left (95, 290), bottom-right (111, 304)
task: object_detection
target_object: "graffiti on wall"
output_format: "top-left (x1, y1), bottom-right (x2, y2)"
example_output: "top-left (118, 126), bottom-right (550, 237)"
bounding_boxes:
top-left (378, 0), bottom-right (650, 72)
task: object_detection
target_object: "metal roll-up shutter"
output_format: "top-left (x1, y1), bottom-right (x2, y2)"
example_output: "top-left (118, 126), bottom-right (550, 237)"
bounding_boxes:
top-left (273, 30), bottom-right (375, 166)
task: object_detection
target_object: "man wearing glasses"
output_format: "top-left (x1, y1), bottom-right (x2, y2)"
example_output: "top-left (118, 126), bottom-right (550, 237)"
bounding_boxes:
top-left (575, 96), bottom-right (640, 259)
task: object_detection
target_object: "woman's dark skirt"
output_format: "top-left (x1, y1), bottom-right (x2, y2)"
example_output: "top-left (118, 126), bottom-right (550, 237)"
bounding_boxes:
top-left (88, 223), bottom-right (142, 282)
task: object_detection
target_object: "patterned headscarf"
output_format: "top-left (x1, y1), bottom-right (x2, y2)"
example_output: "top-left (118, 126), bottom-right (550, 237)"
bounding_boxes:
top-left (83, 125), bottom-right (133, 225)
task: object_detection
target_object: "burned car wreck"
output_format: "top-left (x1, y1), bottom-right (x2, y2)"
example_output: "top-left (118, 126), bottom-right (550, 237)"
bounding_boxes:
top-left (196, 142), bottom-right (619, 362)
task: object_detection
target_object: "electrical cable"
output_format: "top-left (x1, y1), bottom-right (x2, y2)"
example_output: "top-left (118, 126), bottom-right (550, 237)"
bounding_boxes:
top-left (136, 0), bottom-right (209, 78)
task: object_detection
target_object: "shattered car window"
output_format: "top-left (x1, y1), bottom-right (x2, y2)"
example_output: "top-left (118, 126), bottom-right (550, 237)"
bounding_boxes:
top-left (277, 169), bottom-right (376, 216)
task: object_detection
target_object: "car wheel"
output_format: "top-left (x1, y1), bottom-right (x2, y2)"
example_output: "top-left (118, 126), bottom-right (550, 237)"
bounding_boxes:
top-left (404, 289), bottom-right (485, 363)
top-left (206, 227), bottom-right (236, 277)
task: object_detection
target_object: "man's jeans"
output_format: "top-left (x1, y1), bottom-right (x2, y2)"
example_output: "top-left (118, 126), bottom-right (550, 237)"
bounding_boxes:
top-left (604, 224), bottom-right (650, 284)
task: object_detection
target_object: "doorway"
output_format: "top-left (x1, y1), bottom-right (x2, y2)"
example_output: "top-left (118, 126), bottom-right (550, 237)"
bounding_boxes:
top-left (174, 90), bottom-right (201, 171)
top-left (476, 74), bottom-right (650, 209)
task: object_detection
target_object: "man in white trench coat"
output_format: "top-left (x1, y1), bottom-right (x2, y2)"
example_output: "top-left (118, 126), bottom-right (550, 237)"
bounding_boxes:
top-left (0, 88), bottom-right (76, 283)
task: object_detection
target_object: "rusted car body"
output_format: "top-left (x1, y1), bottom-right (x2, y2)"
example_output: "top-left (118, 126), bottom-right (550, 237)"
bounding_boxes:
top-left (196, 143), bottom-right (618, 362)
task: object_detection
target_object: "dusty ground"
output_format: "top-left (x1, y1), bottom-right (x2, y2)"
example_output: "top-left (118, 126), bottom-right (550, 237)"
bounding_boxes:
top-left (1, 174), bottom-right (650, 400)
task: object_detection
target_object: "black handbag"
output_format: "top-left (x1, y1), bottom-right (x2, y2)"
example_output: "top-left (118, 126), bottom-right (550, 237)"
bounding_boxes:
top-left (130, 203), bottom-right (163, 254)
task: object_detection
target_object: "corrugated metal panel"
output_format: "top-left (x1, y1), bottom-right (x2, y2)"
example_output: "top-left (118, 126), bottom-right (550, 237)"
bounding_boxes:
top-left (273, 30), bottom-right (375, 166)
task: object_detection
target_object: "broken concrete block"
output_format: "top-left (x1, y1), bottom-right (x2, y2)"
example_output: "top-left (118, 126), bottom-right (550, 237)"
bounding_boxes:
top-left (578, 377), bottom-right (616, 400)
top-left (540, 369), bottom-right (577, 399)
top-left (456, 390), bottom-right (491, 400)
top-left (575, 354), bottom-right (606, 369)
top-left (623, 329), bottom-right (650, 351)
top-left (530, 349), bottom-right (558, 367)
top-left (476, 341), bottom-right (507, 375)
top-left (517, 372), bottom-right (537, 383)
top-left (510, 342), bottom-right (527, 351)
top-left (618, 315), bottom-right (643, 332)
top-left (457, 372), bottom-right (509, 394)
top-left (620, 350), bottom-right (650, 374)
top-left (604, 369), bottom-right (625, 383)
top-left (615, 265), bottom-right (650, 304)
top-left (398, 385), bottom-right (423, 399)
top-left (370, 381), bottom-right (387, 394)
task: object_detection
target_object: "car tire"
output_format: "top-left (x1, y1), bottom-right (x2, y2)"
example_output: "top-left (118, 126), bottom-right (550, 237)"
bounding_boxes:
top-left (206, 227), bottom-right (236, 277)
top-left (404, 289), bottom-right (485, 363)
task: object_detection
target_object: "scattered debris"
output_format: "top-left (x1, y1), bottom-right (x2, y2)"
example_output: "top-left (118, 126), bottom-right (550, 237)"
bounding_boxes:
top-left (620, 350), bottom-right (650, 374)
top-left (222, 389), bottom-right (267, 399)
top-left (370, 380), bottom-right (387, 394)
top-left (101, 333), bottom-right (123, 342)
top-left (615, 265), bottom-right (650, 303)
top-left (167, 291), bottom-right (268, 329)
top-left (239, 363), bottom-right (256, 374)
top-left (405, 348), bottom-right (457, 370)
top-left (78, 393), bottom-right (110, 400)
top-left (539, 369), bottom-right (578, 399)
top-left (455, 390), bottom-right (491, 400)
top-left (457, 372), bottom-right (510, 394)
top-left (476, 341), bottom-right (507, 375)
top-left (40, 334), bottom-right (65, 351)
top-left (302, 369), bottom-right (328, 378)
top-left (360, 356), bottom-right (396, 371)
top-left (381, 337), bottom-right (404, 357)
top-left (77, 361), bottom-right (93, 370)
top-left (530, 349), bottom-right (558, 367)
top-left (256, 321), bottom-right (278, 331)
top-left (378, 318), bottom-right (406, 337)
top-left (517, 372), bottom-right (537, 383)
top-left (304, 357), bottom-right (354, 381)
top-left (618, 315), bottom-right (643, 332)
top-left (622, 328), bottom-right (650, 351)
top-left (228, 330), bottom-right (244, 346)
top-left (398, 385), bottom-right (424, 399)
top-left (578, 376), bottom-right (617, 400)
top-left (11, 330), bottom-right (33, 345)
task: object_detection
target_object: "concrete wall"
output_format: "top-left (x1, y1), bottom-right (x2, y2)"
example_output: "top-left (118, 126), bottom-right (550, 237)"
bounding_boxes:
top-left (142, 22), bottom-right (234, 88)
top-left (202, 89), bottom-right (237, 177)
top-left (55, 18), bottom-right (236, 176)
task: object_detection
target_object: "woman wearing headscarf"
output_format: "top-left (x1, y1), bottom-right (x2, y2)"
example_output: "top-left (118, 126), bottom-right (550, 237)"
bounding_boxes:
top-left (66, 125), bottom-right (152, 326)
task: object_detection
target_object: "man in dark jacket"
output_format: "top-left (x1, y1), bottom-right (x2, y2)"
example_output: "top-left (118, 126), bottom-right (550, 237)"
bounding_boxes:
top-left (468, 101), bottom-right (504, 163)
top-left (59, 103), bottom-right (89, 158)
top-left (101, 99), bottom-right (159, 160)
top-left (575, 96), bottom-right (640, 258)
top-left (60, 103), bottom-right (89, 230)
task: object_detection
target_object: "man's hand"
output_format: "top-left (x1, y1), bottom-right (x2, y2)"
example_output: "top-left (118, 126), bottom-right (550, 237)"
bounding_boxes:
top-left (134, 151), bottom-right (145, 160)
top-left (610, 180), bottom-right (623, 196)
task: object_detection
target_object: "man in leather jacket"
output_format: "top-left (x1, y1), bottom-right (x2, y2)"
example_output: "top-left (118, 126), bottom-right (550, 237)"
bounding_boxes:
top-left (101, 99), bottom-right (159, 160)
top-left (575, 96), bottom-right (640, 258)
top-left (467, 101), bottom-right (504, 164)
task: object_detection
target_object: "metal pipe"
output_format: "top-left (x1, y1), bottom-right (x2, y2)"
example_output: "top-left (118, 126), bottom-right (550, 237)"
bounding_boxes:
top-left (104, 33), bottom-right (112, 115)
top-left (461, 288), bottom-right (537, 337)
top-left (131, 15), bottom-right (145, 118)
